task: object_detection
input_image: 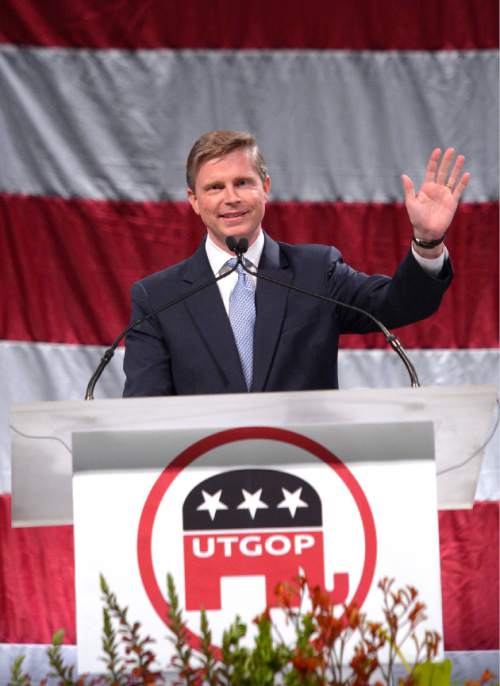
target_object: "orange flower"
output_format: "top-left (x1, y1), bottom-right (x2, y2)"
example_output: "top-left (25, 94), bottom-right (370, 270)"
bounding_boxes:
top-left (345, 603), bottom-right (361, 629)
top-left (310, 584), bottom-right (331, 612)
top-left (292, 652), bottom-right (322, 673)
top-left (408, 602), bottom-right (426, 624)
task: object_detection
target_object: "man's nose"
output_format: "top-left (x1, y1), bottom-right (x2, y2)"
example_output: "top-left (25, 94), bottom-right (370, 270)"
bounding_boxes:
top-left (223, 184), bottom-right (240, 203)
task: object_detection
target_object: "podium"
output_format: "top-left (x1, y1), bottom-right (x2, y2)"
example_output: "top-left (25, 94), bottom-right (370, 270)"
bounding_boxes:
top-left (9, 385), bottom-right (498, 674)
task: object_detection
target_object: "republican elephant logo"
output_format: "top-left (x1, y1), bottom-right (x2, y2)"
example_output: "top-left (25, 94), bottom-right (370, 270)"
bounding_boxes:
top-left (182, 468), bottom-right (349, 611)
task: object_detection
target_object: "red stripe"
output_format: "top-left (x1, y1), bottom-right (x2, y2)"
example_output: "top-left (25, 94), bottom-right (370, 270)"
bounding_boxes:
top-left (1, 494), bottom-right (497, 649)
top-left (439, 502), bottom-right (500, 650)
top-left (0, 0), bottom-right (497, 50)
top-left (0, 495), bottom-right (75, 644)
top-left (2, 194), bottom-right (497, 349)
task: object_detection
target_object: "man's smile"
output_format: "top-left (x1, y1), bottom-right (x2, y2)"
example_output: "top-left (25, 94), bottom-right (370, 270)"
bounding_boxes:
top-left (219, 210), bottom-right (249, 219)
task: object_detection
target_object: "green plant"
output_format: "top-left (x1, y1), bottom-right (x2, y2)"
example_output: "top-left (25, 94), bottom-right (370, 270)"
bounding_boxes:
top-left (9, 575), bottom-right (498, 686)
top-left (165, 574), bottom-right (447, 686)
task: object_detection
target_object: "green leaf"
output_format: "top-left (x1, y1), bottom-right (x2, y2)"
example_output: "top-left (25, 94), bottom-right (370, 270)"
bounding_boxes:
top-left (51, 629), bottom-right (65, 646)
top-left (9, 655), bottom-right (33, 686)
top-left (99, 573), bottom-right (109, 595)
top-left (11, 655), bottom-right (25, 673)
top-left (412, 659), bottom-right (453, 686)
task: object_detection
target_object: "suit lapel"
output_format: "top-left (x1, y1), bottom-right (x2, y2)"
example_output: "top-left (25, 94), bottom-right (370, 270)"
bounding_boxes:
top-left (252, 235), bottom-right (292, 392)
top-left (182, 242), bottom-right (247, 392)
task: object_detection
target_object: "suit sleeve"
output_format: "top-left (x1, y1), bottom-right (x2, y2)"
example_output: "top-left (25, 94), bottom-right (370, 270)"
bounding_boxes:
top-left (327, 248), bottom-right (453, 334)
top-left (122, 281), bottom-right (175, 397)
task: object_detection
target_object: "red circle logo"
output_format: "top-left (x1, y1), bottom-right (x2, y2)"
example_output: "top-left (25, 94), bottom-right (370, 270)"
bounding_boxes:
top-left (137, 426), bottom-right (377, 651)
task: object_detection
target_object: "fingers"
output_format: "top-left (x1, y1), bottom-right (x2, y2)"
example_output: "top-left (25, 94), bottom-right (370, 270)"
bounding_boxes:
top-left (441, 150), bottom-right (469, 198)
top-left (423, 147), bottom-right (469, 197)
top-left (400, 174), bottom-right (415, 202)
top-left (446, 154), bottom-right (465, 188)
top-left (453, 171), bottom-right (471, 200)
top-left (423, 148), bottom-right (442, 184)
top-left (436, 147), bottom-right (455, 184)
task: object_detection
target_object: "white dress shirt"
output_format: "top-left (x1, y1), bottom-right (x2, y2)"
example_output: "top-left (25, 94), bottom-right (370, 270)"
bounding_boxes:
top-left (205, 231), bottom-right (264, 315)
top-left (205, 229), bottom-right (447, 314)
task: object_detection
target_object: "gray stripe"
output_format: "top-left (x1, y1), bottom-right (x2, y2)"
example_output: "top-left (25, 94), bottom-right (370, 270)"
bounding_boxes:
top-left (0, 46), bottom-right (497, 201)
top-left (1, 341), bottom-right (498, 499)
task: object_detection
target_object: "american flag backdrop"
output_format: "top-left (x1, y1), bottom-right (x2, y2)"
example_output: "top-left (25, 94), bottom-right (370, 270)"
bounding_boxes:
top-left (0, 0), bottom-right (498, 679)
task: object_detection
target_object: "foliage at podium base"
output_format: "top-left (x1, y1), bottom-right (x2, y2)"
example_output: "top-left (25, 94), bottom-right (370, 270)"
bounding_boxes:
top-left (9, 575), bottom-right (498, 686)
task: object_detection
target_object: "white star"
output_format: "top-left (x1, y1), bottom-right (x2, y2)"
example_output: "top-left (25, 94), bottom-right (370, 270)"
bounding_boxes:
top-left (197, 489), bottom-right (228, 520)
top-left (277, 487), bottom-right (308, 518)
top-left (237, 488), bottom-right (268, 519)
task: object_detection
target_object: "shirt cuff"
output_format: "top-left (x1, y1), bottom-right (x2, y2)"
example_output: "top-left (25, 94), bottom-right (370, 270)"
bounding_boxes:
top-left (411, 244), bottom-right (448, 276)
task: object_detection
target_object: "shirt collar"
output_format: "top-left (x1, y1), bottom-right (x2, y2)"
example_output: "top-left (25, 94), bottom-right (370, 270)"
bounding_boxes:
top-left (205, 230), bottom-right (265, 275)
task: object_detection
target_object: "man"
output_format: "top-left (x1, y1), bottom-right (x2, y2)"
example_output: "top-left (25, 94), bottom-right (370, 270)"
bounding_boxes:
top-left (123, 130), bottom-right (469, 397)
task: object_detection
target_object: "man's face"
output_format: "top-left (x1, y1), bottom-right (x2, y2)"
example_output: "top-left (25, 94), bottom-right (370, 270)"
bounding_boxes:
top-left (187, 148), bottom-right (270, 252)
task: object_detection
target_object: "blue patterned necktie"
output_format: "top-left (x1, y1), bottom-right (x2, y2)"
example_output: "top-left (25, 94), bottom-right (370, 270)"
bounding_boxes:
top-left (227, 258), bottom-right (256, 390)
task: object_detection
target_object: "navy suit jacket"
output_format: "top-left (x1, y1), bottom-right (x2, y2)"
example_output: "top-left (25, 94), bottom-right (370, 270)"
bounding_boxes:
top-left (123, 234), bottom-right (452, 397)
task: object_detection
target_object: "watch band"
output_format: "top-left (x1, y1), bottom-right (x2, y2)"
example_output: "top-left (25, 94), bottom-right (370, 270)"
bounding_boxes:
top-left (412, 233), bottom-right (446, 249)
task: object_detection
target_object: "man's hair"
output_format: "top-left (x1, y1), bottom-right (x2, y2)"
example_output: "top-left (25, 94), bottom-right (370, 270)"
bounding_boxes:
top-left (186, 130), bottom-right (268, 191)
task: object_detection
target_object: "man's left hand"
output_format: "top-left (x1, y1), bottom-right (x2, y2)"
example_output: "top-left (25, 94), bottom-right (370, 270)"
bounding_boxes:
top-left (401, 147), bottom-right (470, 257)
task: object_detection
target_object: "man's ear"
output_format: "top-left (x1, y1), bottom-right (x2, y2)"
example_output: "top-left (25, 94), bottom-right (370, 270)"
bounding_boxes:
top-left (187, 188), bottom-right (200, 215)
top-left (263, 175), bottom-right (271, 198)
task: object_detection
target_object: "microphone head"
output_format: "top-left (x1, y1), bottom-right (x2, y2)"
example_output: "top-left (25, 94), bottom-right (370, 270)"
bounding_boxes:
top-left (225, 236), bottom-right (238, 253)
top-left (237, 237), bottom-right (249, 254)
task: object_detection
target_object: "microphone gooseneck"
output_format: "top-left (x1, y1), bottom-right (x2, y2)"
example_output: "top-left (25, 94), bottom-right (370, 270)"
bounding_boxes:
top-left (225, 236), bottom-right (420, 388)
top-left (84, 250), bottom-right (240, 400)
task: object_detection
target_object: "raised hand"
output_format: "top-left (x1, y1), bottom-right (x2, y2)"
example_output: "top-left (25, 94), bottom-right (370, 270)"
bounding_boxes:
top-left (401, 148), bottom-right (470, 243)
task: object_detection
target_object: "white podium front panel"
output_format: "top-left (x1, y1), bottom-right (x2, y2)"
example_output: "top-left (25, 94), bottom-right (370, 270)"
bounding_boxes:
top-left (72, 421), bottom-right (442, 674)
top-left (10, 385), bottom-right (498, 525)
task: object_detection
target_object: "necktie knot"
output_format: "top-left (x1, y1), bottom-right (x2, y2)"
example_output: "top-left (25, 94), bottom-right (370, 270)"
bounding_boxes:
top-left (225, 259), bottom-right (252, 286)
top-left (225, 257), bottom-right (246, 272)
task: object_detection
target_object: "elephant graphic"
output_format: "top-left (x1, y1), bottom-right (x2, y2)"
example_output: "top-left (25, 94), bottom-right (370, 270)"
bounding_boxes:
top-left (182, 469), bottom-right (349, 611)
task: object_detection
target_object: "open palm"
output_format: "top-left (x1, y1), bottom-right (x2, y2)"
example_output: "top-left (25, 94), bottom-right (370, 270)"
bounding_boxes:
top-left (402, 148), bottom-right (470, 239)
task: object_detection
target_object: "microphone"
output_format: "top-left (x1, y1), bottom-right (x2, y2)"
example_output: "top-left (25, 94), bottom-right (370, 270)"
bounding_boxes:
top-left (225, 236), bottom-right (238, 254)
top-left (225, 236), bottom-right (420, 387)
top-left (237, 237), bottom-right (249, 255)
top-left (225, 236), bottom-right (248, 259)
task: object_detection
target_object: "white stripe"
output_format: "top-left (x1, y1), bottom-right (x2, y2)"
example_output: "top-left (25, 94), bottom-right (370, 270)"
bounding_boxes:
top-left (1, 341), bottom-right (498, 498)
top-left (0, 46), bottom-right (497, 201)
top-left (0, 644), bottom-right (497, 683)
